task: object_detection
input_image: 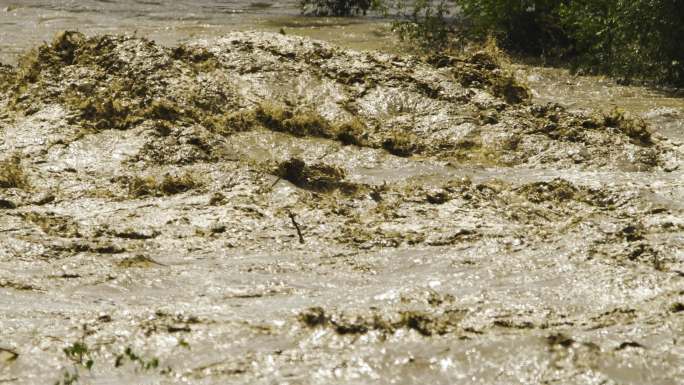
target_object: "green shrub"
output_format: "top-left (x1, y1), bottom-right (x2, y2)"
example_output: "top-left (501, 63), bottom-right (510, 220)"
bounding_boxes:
top-left (455, 0), bottom-right (567, 55)
top-left (455, 0), bottom-right (684, 85)
top-left (381, 0), bottom-right (683, 86)
top-left (388, 0), bottom-right (454, 50)
top-left (557, 0), bottom-right (684, 85)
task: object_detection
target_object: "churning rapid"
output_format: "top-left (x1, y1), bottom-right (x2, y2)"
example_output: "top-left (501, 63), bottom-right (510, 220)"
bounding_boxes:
top-left (0, 3), bottom-right (683, 385)
top-left (0, 0), bottom-right (392, 65)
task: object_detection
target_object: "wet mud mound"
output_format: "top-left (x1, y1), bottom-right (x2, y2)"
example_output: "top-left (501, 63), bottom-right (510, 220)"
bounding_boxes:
top-left (0, 32), bottom-right (683, 384)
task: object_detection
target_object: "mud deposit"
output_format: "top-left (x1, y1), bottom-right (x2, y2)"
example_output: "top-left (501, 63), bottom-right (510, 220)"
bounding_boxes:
top-left (1, 31), bottom-right (683, 384)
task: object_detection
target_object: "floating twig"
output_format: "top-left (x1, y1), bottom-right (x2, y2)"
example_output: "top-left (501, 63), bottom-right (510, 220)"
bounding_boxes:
top-left (288, 212), bottom-right (305, 244)
top-left (268, 176), bottom-right (282, 191)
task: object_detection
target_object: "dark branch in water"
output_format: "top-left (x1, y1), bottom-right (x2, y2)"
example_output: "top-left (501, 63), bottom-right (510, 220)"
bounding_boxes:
top-left (288, 212), bottom-right (306, 244)
top-left (268, 176), bottom-right (283, 191)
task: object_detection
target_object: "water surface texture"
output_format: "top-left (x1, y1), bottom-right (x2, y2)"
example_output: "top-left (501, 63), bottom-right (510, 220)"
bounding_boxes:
top-left (0, 3), bottom-right (683, 385)
top-left (0, 0), bottom-right (395, 64)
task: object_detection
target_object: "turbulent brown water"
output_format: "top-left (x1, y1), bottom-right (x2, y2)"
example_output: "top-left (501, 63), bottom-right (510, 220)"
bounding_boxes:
top-left (1, 3), bottom-right (684, 385)
top-left (0, 0), bottom-right (395, 64)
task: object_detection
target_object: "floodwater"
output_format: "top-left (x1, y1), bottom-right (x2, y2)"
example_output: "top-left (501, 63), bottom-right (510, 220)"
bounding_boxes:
top-left (0, 0), bottom-right (395, 64)
top-left (2, 0), bottom-right (683, 132)
top-left (0, 2), bottom-right (683, 385)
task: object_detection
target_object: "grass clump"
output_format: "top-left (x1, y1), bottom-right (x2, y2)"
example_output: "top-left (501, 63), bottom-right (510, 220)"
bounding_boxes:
top-left (333, 118), bottom-right (367, 146)
top-left (382, 130), bottom-right (420, 157)
top-left (64, 82), bottom-right (184, 130)
top-left (0, 157), bottom-right (29, 189)
top-left (282, 110), bottom-right (331, 137)
top-left (255, 102), bottom-right (333, 138)
top-left (256, 102), bottom-right (367, 146)
top-left (63, 341), bottom-right (94, 370)
top-left (203, 109), bottom-right (256, 136)
top-left (115, 347), bottom-right (159, 371)
top-left (127, 172), bottom-right (201, 197)
top-left (454, 42), bottom-right (531, 104)
top-left (64, 88), bottom-right (137, 131)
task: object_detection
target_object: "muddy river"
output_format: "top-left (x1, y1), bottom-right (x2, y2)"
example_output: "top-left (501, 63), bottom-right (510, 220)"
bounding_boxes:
top-left (0, 2), bottom-right (683, 384)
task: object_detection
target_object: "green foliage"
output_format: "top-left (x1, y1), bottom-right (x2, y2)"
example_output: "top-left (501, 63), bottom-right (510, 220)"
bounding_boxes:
top-left (63, 342), bottom-right (93, 370)
top-left (455, 0), bottom-right (684, 85)
top-left (557, 0), bottom-right (684, 85)
top-left (387, 0), bottom-right (453, 50)
top-left (114, 347), bottom-right (160, 371)
top-left (456, 0), bottom-right (567, 55)
top-left (377, 0), bottom-right (683, 85)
